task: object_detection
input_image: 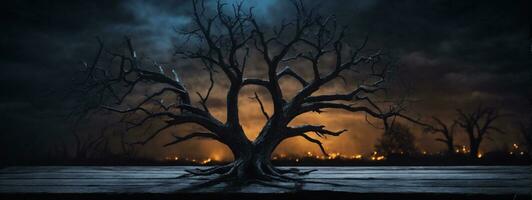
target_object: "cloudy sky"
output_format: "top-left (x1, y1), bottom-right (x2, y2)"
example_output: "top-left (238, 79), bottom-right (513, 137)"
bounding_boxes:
top-left (1, 0), bottom-right (531, 162)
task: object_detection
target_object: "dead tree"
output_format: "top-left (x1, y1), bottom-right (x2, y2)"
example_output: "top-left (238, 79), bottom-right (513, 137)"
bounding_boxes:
top-left (424, 117), bottom-right (458, 155)
top-left (373, 110), bottom-right (455, 154)
top-left (384, 114), bottom-right (458, 155)
top-left (375, 123), bottom-right (418, 156)
top-left (79, 0), bottom-right (407, 185)
top-left (456, 106), bottom-right (504, 157)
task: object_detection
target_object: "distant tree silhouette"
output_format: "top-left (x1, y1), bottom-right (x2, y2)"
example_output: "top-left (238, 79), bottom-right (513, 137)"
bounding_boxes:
top-left (375, 123), bottom-right (418, 156)
top-left (456, 105), bottom-right (504, 157)
top-left (384, 113), bottom-right (458, 155)
top-left (423, 117), bottom-right (458, 155)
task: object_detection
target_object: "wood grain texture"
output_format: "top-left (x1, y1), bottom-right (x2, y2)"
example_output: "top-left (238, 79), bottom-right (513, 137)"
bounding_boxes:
top-left (0, 166), bottom-right (530, 194)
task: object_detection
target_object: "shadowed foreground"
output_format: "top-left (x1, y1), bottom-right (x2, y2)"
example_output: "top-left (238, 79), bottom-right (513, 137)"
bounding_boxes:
top-left (0, 166), bottom-right (530, 199)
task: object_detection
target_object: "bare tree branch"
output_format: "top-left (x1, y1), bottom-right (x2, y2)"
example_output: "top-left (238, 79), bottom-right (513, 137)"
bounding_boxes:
top-left (298, 133), bottom-right (328, 156)
top-left (287, 125), bottom-right (347, 138)
top-left (456, 105), bottom-right (503, 157)
top-left (196, 67), bottom-right (215, 113)
top-left (250, 92), bottom-right (270, 120)
top-left (277, 66), bottom-right (309, 86)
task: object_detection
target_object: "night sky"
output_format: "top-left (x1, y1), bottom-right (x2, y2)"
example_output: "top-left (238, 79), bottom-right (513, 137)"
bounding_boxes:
top-left (1, 0), bottom-right (531, 162)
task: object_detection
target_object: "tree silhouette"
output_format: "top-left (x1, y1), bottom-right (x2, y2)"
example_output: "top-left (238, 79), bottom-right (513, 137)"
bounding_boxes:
top-left (384, 113), bottom-right (456, 155)
top-left (424, 117), bottom-right (458, 155)
top-left (456, 106), bottom-right (504, 157)
top-left (78, 0), bottom-right (408, 185)
top-left (375, 123), bottom-right (418, 156)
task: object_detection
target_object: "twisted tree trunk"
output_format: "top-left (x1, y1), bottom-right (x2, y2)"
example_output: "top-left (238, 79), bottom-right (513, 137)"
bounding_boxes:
top-left (184, 127), bottom-right (306, 183)
top-left (456, 106), bottom-right (503, 158)
top-left (78, 0), bottom-right (407, 186)
top-left (469, 139), bottom-right (480, 158)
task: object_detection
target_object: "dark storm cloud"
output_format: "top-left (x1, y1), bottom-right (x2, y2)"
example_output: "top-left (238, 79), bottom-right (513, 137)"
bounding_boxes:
top-left (0, 0), bottom-right (185, 161)
top-left (323, 0), bottom-right (531, 114)
top-left (1, 0), bottom-right (531, 162)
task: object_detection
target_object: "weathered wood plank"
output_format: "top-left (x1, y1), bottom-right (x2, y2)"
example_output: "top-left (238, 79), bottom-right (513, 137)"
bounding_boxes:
top-left (1, 173), bottom-right (525, 182)
top-left (3, 165), bottom-right (528, 171)
top-left (1, 178), bottom-right (529, 188)
top-left (0, 166), bottom-right (530, 194)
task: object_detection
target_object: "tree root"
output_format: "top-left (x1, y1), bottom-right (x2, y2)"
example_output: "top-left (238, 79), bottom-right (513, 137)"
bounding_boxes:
top-left (183, 164), bottom-right (234, 176)
top-left (251, 179), bottom-right (298, 190)
top-left (177, 163), bottom-right (343, 192)
top-left (274, 167), bottom-right (318, 175)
